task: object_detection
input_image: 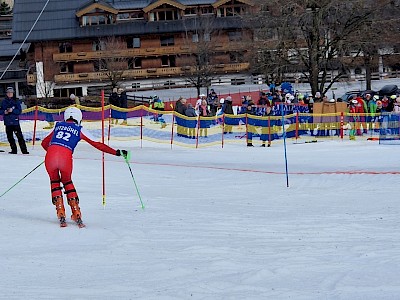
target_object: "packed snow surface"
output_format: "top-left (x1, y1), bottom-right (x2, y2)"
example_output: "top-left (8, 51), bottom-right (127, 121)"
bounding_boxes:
top-left (1, 139), bottom-right (399, 299)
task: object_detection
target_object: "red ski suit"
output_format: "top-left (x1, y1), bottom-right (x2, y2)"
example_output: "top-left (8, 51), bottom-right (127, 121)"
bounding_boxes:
top-left (41, 120), bottom-right (117, 200)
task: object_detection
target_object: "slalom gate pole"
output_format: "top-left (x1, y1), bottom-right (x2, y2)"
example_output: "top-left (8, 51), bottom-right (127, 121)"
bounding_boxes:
top-left (124, 153), bottom-right (145, 210)
top-left (0, 161), bottom-right (44, 198)
top-left (101, 90), bottom-right (106, 208)
top-left (281, 103), bottom-right (289, 187)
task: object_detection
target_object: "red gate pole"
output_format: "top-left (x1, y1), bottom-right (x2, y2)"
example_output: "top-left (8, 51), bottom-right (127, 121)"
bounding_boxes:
top-left (101, 90), bottom-right (106, 208)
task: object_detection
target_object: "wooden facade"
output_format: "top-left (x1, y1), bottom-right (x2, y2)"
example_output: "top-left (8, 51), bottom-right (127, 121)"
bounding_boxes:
top-left (24, 0), bottom-right (256, 95)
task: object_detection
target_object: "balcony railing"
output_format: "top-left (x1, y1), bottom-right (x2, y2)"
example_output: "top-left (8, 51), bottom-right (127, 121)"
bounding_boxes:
top-left (51, 63), bottom-right (249, 83)
top-left (53, 44), bottom-right (248, 62)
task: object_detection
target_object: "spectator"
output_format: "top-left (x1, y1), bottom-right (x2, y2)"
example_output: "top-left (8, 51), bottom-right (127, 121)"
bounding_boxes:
top-left (196, 94), bottom-right (207, 114)
top-left (258, 93), bottom-right (273, 147)
top-left (0, 87), bottom-right (29, 154)
top-left (271, 93), bottom-right (280, 106)
top-left (246, 100), bottom-right (257, 147)
top-left (354, 96), bottom-right (367, 135)
top-left (368, 95), bottom-right (379, 132)
top-left (108, 88), bottom-right (120, 124)
top-left (393, 97), bottom-right (400, 135)
top-left (175, 97), bottom-right (187, 137)
top-left (222, 96), bottom-right (234, 134)
top-left (198, 99), bottom-right (210, 137)
top-left (185, 103), bottom-right (197, 139)
top-left (70, 94), bottom-right (80, 106)
top-left (238, 95), bottom-right (249, 114)
top-left (151, 95), bottom-right (166, 128)
top-left (207, 90), bottom-right (219, 116)
top-left (118, 88), bottom-right (128, 125)
top-left (348, 99), bottom-right (358, 140)
top-left (258, 92), bottom-right (272, 116)
top-left (314, 92), bottom-right (322, 103)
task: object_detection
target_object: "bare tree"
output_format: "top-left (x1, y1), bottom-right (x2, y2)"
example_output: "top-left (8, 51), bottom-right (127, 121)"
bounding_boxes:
top-left (250, 0), bottom-right (400, 96)
top-left (181, 16), bottom-right (219, 97)
top-left (94, 36), bottom-right (129, 89)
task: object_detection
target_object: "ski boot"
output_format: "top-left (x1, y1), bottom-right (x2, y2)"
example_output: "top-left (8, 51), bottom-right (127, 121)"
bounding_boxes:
top-left (52, 196), bottom-right (66, 227)
top-left (68, 197), bottom-right (85, 227)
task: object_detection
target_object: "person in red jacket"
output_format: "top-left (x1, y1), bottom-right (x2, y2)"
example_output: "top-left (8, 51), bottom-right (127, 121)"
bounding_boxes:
top-left (355, 96), bottom-right (367, 135)
top-left (41, 107), bottom-right (127, 227)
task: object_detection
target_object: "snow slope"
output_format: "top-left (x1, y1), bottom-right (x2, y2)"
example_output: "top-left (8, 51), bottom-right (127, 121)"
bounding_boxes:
top-left (0, 139), bottom-right (399, 299)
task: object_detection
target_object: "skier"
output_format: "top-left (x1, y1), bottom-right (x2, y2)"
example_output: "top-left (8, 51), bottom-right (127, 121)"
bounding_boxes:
top-left (41, 107), bottom-right (128, 227)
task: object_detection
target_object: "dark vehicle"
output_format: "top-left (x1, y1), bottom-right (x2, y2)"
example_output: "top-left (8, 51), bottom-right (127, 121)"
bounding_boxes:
top-left (378, 84), bottom-right (399, 97)
top-left (359, 90), bottom-right (377, 98)
top-left (338, 90), bottom-right (377, 103)
top-left (337, 90), bottom-right (361, 103)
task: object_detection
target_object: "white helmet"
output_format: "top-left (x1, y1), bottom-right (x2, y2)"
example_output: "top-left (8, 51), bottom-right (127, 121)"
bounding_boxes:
top-left (64, 107), bottom-right (82, 124)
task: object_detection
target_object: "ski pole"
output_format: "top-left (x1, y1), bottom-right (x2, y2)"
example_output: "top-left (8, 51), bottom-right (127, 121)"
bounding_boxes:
top-left (281, 103), bottom-right (289, 188)
top-left (0, 161), bottom-right (44, 198)
top-left (123, 153), bottom-right (145, 210)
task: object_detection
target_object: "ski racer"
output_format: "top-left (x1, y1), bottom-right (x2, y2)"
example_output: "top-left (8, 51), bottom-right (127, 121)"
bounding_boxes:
top-left (41, 107), bottom-right (128, 227)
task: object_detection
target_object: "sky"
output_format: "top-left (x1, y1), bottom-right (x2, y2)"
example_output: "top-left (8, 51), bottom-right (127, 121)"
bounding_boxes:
top-left (0, 138), bottom-right (400, 299)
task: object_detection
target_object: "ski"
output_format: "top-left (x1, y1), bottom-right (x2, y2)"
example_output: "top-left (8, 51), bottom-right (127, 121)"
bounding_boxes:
top-left (59, 217), bottom-right (67, 227)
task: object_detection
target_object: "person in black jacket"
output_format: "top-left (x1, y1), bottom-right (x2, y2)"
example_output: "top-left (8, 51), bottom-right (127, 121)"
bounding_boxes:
top-left (222, 96), bottom-right (234, 134)
top-left (246, 100), bottom-right (257, 147)
top-left (185, 103), bottom-right (197, 138)
top-left (118, 88), bottom-right (128, 125)
top-left (0, 87), bottom-right (29, 154)
top-left (175, 97), bottom-right (187, 137)
top-left (109, 88), bottom-right (120, 124)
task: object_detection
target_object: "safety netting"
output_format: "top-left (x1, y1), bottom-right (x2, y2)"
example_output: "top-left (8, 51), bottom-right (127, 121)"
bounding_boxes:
top-left (378, 112), bottom-right (400, 144)
top-left (0, 104), bottom-right (394, 148)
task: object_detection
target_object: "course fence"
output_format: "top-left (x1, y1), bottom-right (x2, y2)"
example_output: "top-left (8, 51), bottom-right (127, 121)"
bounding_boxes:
top-left (0, 104), bottom-right (399, 148)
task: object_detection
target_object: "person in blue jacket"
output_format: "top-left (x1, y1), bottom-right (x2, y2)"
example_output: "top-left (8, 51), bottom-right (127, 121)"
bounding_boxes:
top-left (0, 87), bottom-right (29, 154)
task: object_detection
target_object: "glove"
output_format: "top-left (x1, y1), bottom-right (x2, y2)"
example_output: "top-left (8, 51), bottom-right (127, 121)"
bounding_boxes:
top-left (116, 149), bottom-right (128, 159)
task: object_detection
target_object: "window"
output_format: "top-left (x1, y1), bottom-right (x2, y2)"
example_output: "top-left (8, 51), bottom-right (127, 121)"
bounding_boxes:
top-left (93, 60), bottom-right (107, 71)
top-left (92, 40), bottom-right (106, 51)
top-left (197, 54), bottom-right (209, 65)
top-left (192, 33), bottom-right (199, 43)
top-left (184, 8), bottom-right (197, 15)
top-left (229, 52), bottom-right (243, 63)
top-left (130, 11), bottom-right (144, 19)
top-left (217, 4), bottom-right (246, 17)
top-left (161, 55), bottom-right (176, 67)
top-left (160, 36), bottom-right (174, 46)
top-left (60, 62), bottom-right (74, 73)
top-left (127, 37), bottom-right (141, 48)
top-left (81, 14), bottom-right (113, 26)
top-left (152, 9), bottom-right (179, 21)
top-left (54, 87), bottom-right (82, 98)
top-left (128, 58), bottom-right (142, 69)
top-left (117, 13), bottom-right (130, 20)
top-left (201, 6), bottom-right (214, 15)
top-left (117, 11), bottom-right (144, 21)
top-left (132, 82), bottom-right (140, 90)
top-left (203, 33), bottom-right (211, 42)
top-left (59, 42), bottom-right (72, 53)
top-left (228, 31), bottom-right (242, 41)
